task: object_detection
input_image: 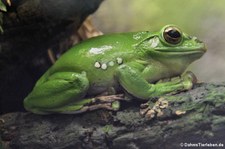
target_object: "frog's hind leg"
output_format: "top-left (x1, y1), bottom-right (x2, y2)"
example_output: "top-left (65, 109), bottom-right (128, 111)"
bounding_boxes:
top-left (24, 71), bottom-right (90, 114)
top-left (24, 70), bottom-right (125, 114)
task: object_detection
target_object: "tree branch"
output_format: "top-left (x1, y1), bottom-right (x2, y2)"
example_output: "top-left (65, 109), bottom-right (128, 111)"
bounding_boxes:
top-left (1, 83), bottom-right (225, 148)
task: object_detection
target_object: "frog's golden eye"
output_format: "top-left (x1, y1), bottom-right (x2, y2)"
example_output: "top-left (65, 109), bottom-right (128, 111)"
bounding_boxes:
top-left (163, 27), bottom-right (182, 44)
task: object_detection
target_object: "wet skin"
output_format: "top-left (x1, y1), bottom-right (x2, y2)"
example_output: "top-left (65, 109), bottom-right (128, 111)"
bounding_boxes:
top-left (24, 25), bottom-right (206, 114)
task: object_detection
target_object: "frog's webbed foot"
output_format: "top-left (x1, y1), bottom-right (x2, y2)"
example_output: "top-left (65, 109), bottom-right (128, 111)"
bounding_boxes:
top-left (89, 94), bottom-right (125, 111)
top-left (140, 97), bottom-right (169, 119)
top-left (77, 101), bottom-right (120, 113)
top-left (69, 94), bottom-right (126, 114)
top-left (158, 71), bottom-right (197, 86)
top-left (93, 94), bottom-right (125, 103)
top-left (154, 71), bottom-right (198, 96)
top-left (181, 71), bottom-right (197, 90)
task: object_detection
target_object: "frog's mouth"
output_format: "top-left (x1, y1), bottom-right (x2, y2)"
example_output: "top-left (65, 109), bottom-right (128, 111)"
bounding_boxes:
top-left (155, 44), bottom-right (207, 55)
top-left (155, 48), bottom-right (206, 54)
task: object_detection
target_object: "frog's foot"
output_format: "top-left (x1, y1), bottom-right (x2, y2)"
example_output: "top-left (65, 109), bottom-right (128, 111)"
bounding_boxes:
top-left (140, 97), bottom-right (169, 119)
top-left (155, 71), bottom-right (198, 96)
top-left (89, 94), bottom-right (126, 110)
top-left (77, 100), bottom-right (121, 114)
top-left (93, 94), bottom-right (125, 103)
top-left (64, 94), bottom-right (126, 114)
top-left (182, 71), bottom-right (197, 90)
top-left (155, 71), bottom-right (196, 85)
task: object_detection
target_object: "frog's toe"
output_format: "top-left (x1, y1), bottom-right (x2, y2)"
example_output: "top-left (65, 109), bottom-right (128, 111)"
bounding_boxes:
top-left (182, 71), bottom-right (198, 90)
top-left (111, 101), bottom-right (120, 111)
top-left (94, 94), bottom-right (125, 103)
top-left (185, 71), bottom-right (198, 84)
top-left (182, 80), bottom-right (193, 90)
top-left (79, 102), bottom-right (120, 113)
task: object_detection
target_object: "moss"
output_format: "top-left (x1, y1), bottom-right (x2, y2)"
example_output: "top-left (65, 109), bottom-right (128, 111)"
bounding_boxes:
top-left (102, 125), bottom-right (113, 133)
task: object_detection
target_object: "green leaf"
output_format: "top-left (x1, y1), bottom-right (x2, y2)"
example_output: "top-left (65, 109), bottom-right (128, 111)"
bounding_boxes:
top-left (0, 26), bottom-right (3, 33)
top-left (0, 0), bottom-right (7, 12)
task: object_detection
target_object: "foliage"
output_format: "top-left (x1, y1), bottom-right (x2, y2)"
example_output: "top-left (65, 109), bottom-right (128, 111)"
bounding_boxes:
top-left (0, 0), bottom-right (6, 12)
top-left (0, 0), bottom-right (7, 33)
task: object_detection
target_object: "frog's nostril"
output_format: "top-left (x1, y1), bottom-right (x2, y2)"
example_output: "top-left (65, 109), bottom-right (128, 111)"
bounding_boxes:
top-left (192, 36), bottom-right (202, 43)
top-left (195, 39), bottom-right (203, 43)
top-left (187, 36), bottom-right (192, 39)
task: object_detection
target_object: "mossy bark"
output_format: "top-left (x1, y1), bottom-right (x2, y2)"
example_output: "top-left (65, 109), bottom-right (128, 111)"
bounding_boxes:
top-left (1, 83), bottom-right (225, 149)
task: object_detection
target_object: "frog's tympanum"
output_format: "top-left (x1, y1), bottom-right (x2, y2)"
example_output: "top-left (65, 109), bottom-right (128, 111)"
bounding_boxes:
top-left (24, 25), bottom-right (206, 114)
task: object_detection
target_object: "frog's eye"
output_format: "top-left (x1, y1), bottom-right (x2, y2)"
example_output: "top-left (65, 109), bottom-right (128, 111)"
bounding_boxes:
top-left (163, 26), bottom-right (182, 44)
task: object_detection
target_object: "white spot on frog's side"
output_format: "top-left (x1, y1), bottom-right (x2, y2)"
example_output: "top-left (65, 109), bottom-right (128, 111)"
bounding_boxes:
top-left (149, 37), bottom-right (159, 48)
top-left (94, 62), bottom-right (101, 68)
top-left (116, 57), bottom-right (123, 64)
top-left (108, 61), bottom-right (115, 66)
top-left (89, 45), bottom-right (113, 55)
top-left (101, 63), bottom-right (107, 70)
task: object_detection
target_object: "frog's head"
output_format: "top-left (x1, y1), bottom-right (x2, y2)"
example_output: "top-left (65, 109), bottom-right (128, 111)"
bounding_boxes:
top-left (137, 25), bottom-right (206, 73)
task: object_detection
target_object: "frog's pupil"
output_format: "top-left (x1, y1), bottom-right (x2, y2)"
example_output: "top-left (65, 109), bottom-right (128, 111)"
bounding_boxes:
top-left (168, 29), bottom-right (181, 38)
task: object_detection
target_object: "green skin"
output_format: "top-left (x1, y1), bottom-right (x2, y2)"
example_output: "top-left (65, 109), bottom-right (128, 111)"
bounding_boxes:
top-left (24, 25), bottom-right (206, 114)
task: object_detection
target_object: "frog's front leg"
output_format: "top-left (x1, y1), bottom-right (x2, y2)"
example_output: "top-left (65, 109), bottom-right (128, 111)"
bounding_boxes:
top-left (116, 64), bottom-right (196, 99)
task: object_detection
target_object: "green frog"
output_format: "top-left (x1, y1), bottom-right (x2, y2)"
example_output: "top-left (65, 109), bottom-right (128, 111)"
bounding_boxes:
top-left (24, 25), bottom-right (206, 114)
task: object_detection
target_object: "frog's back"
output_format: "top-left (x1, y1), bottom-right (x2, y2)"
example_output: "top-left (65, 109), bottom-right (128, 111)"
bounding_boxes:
top-left (50, 32), bottom-right (149, 74)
